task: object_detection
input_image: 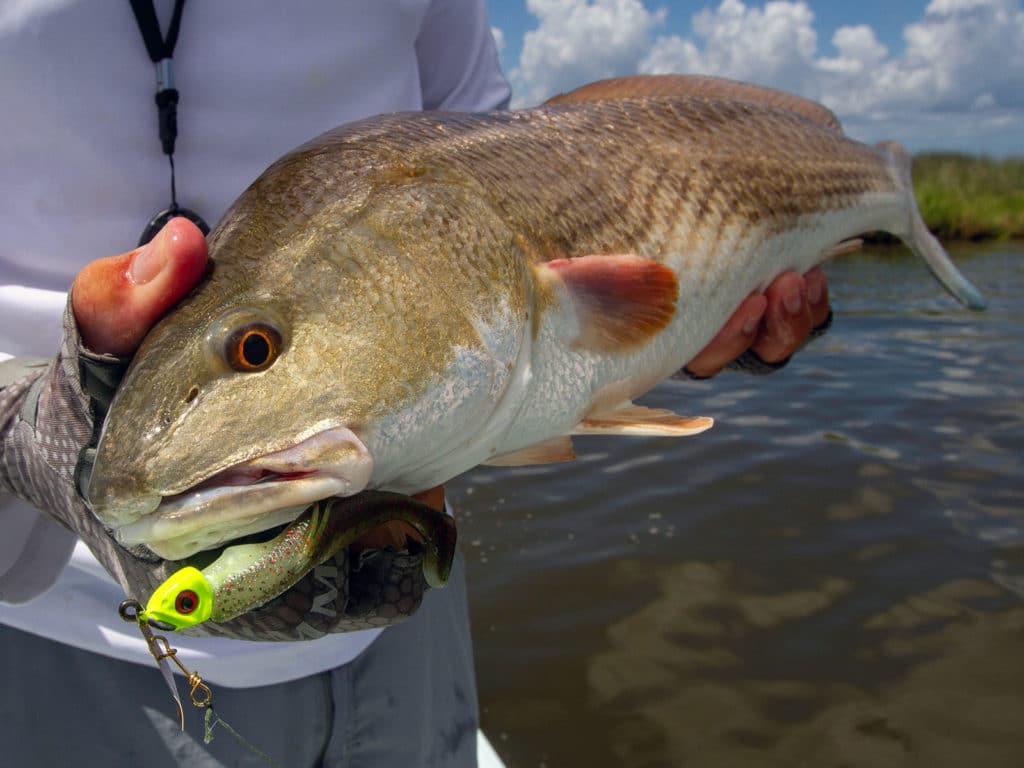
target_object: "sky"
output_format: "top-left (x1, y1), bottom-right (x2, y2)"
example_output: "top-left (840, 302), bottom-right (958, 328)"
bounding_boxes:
top-left (486, 0), bottom-right (1024, 155)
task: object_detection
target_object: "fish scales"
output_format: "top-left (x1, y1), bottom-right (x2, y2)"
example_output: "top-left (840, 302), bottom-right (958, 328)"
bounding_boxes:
top-left (312, 98), bottom-right (894, 263)
top-left (289, 99), bottom-right (898, 373)
top-left (86, 76), bottom-right (984, 570)
top-left (323, 99), bottom-right (900, 451)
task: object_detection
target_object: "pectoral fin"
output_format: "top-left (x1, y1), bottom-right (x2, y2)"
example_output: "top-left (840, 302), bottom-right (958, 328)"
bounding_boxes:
top-left (533, 255), bottom-right (677, 353)
top-left (574, 403), bottom-right (713, 436)
top-left (484, 436), bottom-right (577, 466)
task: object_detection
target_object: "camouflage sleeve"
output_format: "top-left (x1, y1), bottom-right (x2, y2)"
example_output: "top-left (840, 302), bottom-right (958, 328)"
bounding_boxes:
top-left (0, 356), bottom-right (76, 603)
top-left (0, 301), bottom-right (143, 586)
top-left (0, 308), bottom-right (106, 538)
top-left (1, 300), bottom-right (428, 640)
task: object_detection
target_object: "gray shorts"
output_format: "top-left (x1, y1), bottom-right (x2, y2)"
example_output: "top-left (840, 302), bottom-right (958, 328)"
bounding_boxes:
top-left (0, 552), bottom-right (478, 767)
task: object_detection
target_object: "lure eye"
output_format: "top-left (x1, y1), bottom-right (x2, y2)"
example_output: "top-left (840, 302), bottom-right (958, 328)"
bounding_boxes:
top-left (225, 323), bottom-right (282, 372)
top-left (175, 589), bottom-right (199, 615)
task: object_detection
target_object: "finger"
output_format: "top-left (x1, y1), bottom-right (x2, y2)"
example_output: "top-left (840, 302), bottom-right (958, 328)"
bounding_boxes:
top-left (684, 292), bottom-right (767, 378)
top-left (804, 266), bottom-right (831, 329)
top-left (72, 218), bottom-right (208, 356)
top-left (750, 271), bottom-right (813, 364)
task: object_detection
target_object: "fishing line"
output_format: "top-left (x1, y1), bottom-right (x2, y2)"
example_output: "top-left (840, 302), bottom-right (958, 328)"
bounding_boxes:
top-left (118, 600), bottom-right (277, 765)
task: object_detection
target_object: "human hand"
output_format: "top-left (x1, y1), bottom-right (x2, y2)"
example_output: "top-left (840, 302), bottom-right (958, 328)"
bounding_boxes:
top-left (71, 217), bottom-right (208, 356)
top-left (684, 267), bottom-right (830, 378)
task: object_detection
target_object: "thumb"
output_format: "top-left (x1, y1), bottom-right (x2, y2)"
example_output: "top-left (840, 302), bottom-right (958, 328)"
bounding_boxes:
top-left (72, 218), bottom-right (208, 356)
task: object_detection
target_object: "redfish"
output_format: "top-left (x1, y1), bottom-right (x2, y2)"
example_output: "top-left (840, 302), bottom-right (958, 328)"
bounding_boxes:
top-left (86, 75), bottom-right (984, 568)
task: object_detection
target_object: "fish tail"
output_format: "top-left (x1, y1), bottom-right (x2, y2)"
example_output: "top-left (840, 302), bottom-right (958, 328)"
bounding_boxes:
top-left (877, 141), bottom-right (986, 310)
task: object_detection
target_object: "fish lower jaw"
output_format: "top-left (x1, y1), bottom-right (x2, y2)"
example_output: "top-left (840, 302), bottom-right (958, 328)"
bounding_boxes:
top-left (111, 426), bottom-right (376, 560)
top-left (114, 474), bottom-right (362, 561)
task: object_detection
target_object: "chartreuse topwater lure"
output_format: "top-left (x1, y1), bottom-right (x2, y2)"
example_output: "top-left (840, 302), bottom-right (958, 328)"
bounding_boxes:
top-left (144, 492), bottom-right (456, 630)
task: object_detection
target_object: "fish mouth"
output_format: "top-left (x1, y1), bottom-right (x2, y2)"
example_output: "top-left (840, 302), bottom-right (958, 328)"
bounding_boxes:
top-left (114, 426), bottom-right (374, 560)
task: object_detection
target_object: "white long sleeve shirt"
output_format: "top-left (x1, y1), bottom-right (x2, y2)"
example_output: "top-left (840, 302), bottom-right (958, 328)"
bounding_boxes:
top-left (0, 0), bottom-right (509, 686)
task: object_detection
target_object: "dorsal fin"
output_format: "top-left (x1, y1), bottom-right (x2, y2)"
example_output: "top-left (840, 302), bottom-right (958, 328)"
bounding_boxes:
top-left (543, 74), bottom-right (842, 133)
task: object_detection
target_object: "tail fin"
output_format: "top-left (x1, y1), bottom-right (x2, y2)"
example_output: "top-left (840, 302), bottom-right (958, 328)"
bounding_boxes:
top-left (877, 141), bottom-right (986, 310)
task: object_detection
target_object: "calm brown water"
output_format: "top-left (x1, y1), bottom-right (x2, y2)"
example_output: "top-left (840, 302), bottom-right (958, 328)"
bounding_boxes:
top-left (451, 242), bottom-right (1024, 767)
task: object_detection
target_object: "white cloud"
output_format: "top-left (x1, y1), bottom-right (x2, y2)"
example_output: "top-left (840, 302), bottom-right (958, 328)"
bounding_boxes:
top-left (973, 92), bottom-right (996, 109)
top-left (683, 0), bottom-right (818, 87)
top-left (816, 25), bottom-right (888, 76)
top-left (510, 0), bottom-right (667, 106)
top-left (508, 0), bottom-right (1024, 152)
top-left (896, 0), bottom-right (1024, 111)
top-left (640, 0), bottom-right (1024, 117)
top-left (927, 0), bottom-right (1000, 12)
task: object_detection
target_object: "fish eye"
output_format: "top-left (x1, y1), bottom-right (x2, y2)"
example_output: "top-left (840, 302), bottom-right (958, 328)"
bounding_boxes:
top-left (225, 323), bottom-right (282, 372)
top-left (206, 308), bottom-right (288, 374)
top-left (175, 589), bottom-right (199, 615)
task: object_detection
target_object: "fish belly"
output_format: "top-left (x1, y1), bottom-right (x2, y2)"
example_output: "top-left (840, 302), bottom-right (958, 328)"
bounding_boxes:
top-left (494, 195), bottom-right (906, 457)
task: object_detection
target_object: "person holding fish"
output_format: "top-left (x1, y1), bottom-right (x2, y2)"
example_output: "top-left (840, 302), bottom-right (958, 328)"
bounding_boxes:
top-left (0, 1), bottom-right (837, 766)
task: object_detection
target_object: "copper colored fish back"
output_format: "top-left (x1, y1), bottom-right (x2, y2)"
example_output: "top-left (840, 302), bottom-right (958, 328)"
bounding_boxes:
top-left (286, 96), bottom-right (893, 273)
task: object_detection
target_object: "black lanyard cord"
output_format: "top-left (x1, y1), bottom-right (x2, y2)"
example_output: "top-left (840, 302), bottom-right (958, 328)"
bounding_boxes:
top-left (131, 0), bottom-right (186, 171)
top-left (130, 0), bottom-right (209, 245)
top-left (130, 0), bottom-right (185, 63)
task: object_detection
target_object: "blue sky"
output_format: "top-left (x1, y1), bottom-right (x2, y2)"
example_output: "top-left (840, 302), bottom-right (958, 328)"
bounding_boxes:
top-left (486, 0), bottom-right (1024, 155)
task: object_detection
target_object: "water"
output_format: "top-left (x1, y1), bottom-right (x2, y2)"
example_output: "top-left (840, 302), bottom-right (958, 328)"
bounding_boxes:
top-left (450, 242), bottom-right (1024, 767)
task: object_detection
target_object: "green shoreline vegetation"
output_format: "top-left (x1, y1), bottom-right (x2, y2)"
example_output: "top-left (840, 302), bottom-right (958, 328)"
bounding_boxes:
top-left (910, 153), bottom-right (1024, 241)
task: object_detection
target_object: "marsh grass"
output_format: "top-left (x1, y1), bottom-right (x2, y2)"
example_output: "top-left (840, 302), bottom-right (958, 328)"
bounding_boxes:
top-left (911, 153), bottom-right (1024, 240)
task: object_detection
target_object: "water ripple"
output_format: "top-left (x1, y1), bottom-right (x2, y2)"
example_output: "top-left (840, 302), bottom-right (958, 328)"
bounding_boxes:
top-left (459, 243), bottom-right (1024, 767)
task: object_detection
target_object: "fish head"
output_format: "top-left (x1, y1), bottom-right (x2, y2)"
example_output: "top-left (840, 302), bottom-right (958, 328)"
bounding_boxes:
top-left (86, 126), bottom-right (528, 560)
top-left (85, 254), bottom-right (378, 558)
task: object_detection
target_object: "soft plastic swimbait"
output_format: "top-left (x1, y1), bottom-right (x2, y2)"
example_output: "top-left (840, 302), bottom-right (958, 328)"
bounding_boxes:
top-left (144, 492), bottom-right (456, 630)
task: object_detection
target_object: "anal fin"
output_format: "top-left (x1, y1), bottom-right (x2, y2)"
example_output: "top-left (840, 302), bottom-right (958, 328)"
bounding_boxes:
top-left (574, 403), bottom-right (713, 436)
top-left (483, 436), bottom-right (576, 467)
